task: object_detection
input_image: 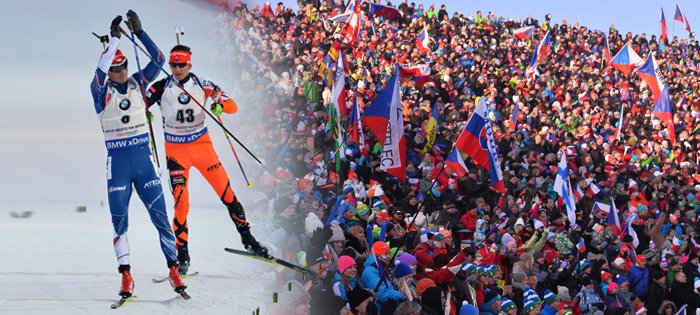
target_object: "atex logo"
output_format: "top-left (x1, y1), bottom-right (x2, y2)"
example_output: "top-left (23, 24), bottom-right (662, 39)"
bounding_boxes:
top-left (207, 162), bottom-right (222, 172)
top-left (109, 186), bottom-right (127, 193)
top-left (143, 179), bottom-right (161, 189)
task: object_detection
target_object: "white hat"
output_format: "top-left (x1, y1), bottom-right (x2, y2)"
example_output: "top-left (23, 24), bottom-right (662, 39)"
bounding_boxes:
top-left (534, 219), bottom-right (544, 230)
top-left (613, 257), bottom-right (626, 266)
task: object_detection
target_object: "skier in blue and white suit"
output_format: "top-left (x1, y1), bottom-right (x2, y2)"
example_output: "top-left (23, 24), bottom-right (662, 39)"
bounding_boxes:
top-left (89, 11), bottom-right (185, 298)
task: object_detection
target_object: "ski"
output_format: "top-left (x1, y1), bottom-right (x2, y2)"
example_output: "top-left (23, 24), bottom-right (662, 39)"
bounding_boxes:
top-left (151, 271), bottom-right (199, 283)
top-left (178, 291), bottom-right (191, 300)
top-left (224, 247), bottom-right (316, 277)
top-left (110, 295), bottom-right (136, 309)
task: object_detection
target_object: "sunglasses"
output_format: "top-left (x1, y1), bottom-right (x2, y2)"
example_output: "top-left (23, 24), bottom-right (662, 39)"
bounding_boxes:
top-left (109, 63), bottom-right (127, 73)
top-left (169, 62), bottom-right (188, 68)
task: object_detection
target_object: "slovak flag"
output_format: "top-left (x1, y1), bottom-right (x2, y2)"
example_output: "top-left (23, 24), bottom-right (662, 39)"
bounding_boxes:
top-left (416, 26), bottom-right (431, 53)
top-left (454, 98), bottom-right (505, 194)
top-left (348, 95), bottom-right (365, 151)
top-left (513, 25), bottom-right (534, 40)
top-left (675, 3), bottom-right (692, 33)
top-left (661, 7), bottom-right (669, 43)
top-left (652, 86), bottom-right (677, 144)
top-left (537, 31), bottom-right (552, 61)
top-left (362, 65), bottom-right (406, 182)
top-left (368, 2), bottom-right (402, 19)
top-left (607, 197), bottom-right (621, 235)
top-left (637, 53), bottom-right (666, 101)
top-left (398, 63), bottom-right (432, 88)
top-left (445, 148), bottom-right (469, 177)
top-left (610, 42), bottom-right (643, 75)
top-left (554, 152), bottom-right (577, 225)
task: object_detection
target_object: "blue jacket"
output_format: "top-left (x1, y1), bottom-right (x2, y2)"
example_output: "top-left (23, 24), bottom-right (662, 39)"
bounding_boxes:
top-left (360, 256), bottom-right (405, 304)
top-left (331, 272), bottom-right (357, 300)
top-left (627, 265), bottom-right (650, 298)
top-left (542, 304), bottom-right (558, 315)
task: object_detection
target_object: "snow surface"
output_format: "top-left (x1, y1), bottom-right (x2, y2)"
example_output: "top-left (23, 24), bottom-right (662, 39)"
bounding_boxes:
top-left (1, 0), bottom-right (292, 314)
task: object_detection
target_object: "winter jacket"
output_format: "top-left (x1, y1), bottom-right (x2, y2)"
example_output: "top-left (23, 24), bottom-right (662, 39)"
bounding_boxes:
top-left (521, 231), bottom-right (548, 254)
top-left (541, 304), bottom-right (558, 315)
top-left (576, 286), bottom-right (604, 315)
top-left (360, 256), bottom-right (406, 306)
top-left (626, 265), bottom-right (649, 298)
top-left (669, 280), bottom-right (700, 314)
top-left (331, 272), bottom-right (358, 300)
top-left (413, 241), bottom-right (447, 272)
top-left (645, 281), bottom-right (667, 315)
top-left (603, 293), bottom-right (628, 315)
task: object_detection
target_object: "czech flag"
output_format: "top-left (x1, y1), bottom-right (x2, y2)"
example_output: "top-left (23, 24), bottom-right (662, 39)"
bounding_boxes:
top-left (362, 65), bottom-right (406, 182)
top-left (610, 42), bottom-right (643, 75)
top-left (606, 198), bottom-right (621, 235)
top-left (661, 7), bottom-right (669, 43)
top-left (416, 26), bottom-right (431, 54)
top-left (554, 152), bottom-right (577, 225)
top-left (445, 147), bottom-right (468, 177)
top-left (513, 25), bottom-right (534, 40)
top-left (637, 53), bottom-right (666, 101)
top-left (348, 95), bottom-right (365, 151)
top-left (592, 201), bottom-right (611, 214)
top-left (454, 98), bottom-right (505, 194)
top-left (652, 86), bottom-right (677, 144)
top-left (368, 2), bottom-right (402, 19)
top-left (525, 48), bottom-right (539, 79)
top-left (537, 31), bottom-right (552, 61)
top-left (398, 63), bottom-right (432, 88)
top-left (603, 35), bottom-right (612, 65)
top-left (675, 3), bottom-right (692, 33)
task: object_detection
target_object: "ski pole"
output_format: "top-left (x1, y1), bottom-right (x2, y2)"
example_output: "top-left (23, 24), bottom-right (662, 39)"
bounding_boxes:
top-left (124, 22), bottom-right (161, 169)
top-left (118, 26), bottom-right (263, 165)
top-left (216, 113), bottom-right (253, 187)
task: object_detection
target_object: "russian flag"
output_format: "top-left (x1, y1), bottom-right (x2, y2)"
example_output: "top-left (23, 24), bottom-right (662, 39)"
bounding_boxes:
top-left (454, 98), bottom-right (505, 194)
top-left (554, 152), bottom-right (577, 225)
top-left (637, 53), bottom-right (666, 101)
top-left (610, 42), bottom-right (643, 75)
top-left (513, 25), bottom-right (534, 40)
top-left (652, 87), bottom-right (677, 144)
top-left (368, 2), bottom-right (402, 19)
top-left (607, 198), bottom-right (621, 235)
top-left (398, 63), bottom-right (432, 88)
top-left (445, 147), bottom-right (468, 177)
top-left (362, 65), bottom-right (406, 182)
top-left (661, 7), bottom-right (669, 43)
top-left (577, 238), bottom-right (586, 253)
top-left (416, 26), bottom-right (431, 54)
top-left (675, 3), bottom-right (692, 33)
top-left (537, 31), bottom-right (552, 61)
top-left (348, 95), bottom-right (365, 151)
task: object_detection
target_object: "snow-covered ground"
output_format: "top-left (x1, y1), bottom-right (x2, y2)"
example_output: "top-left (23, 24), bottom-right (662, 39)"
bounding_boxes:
top-left (1, 0), bottom-right (290, 314)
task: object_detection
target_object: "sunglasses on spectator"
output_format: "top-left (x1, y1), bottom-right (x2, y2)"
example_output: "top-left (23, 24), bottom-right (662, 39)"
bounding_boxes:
top-left (169, 62), bottom-right (188, 68)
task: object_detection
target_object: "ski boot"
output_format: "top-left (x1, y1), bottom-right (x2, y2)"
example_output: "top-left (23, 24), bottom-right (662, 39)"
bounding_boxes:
top-left (177, 246), bottom-right (190, 276)
top-left (168, 265), bottom-right (187, 293)
top-left (241, 230), bottom-right (271, 258)
top-left (118, 266), bottom-right (134, 298)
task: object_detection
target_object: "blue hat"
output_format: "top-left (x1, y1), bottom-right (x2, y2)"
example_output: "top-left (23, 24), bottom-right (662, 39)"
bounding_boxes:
top-left (616, 275), bottom-right (628, 285)
top-left (485, 264), bottom-right (499, 276)
top-left (522, 300), bottom-right (538, 313)
top-left (393, 261), bottom-right (413, 278)
top-left (543, 289), bottom-right (557, 305)
top-left (477, 266), bottom-right (486, 276)
top-left (483, 289), bottom-right (501, 306)
top-left (459, 301), bottom-right (478, 315)
top-left (342, 185), bottom-right (354, 195)
top-left (501, 298), bottom-right (516, 312)
top-left (462, 263), bottom-right (477, 276)
top-left (577, 259), bottom-right (591, 271)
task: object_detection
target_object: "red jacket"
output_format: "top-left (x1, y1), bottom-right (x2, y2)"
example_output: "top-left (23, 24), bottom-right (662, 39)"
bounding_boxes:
top-left (461, 211), bottom-right (479, 231)
top-left (413, 241), bottom-right (447, 272)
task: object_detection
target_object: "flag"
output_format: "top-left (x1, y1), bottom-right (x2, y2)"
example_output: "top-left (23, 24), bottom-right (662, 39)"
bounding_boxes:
top-left (610, 42), bottom-right (643, 75)
top-left (398, 63), bottom-right (432, 88)
top-left (672, 235), bottom-right (683, 252)
top-left (577, 238), bottom-right (586, 253)
top-left (652, 87), bottom-right (677, 144)
top-left (339, 0), bottom-right (362, 47)
top-left (348, 95), bottom-right (365, 151)
top-left (675, 304), bottom-right (688, 315)
top-left (454, 98), bottom-right (505, 194)
top-left (328, 100), bottom-right (342, 172)
top-left (607, 197), bottom-right (621, 234)
top-left (331, 52), bottom-right (348, 117)
top-left (328, 1), bottom-right (355, 23)
top-left (513, 25), bottom-right (534, 40)
top-left (554, 152), bottom-right (577, 225)
top-left (525, 47), bottom-right (540, 79)
top-left (585, 179), bottom-right (602, 197)
top-left (637, 53), bottom-right (667, 101)
top-left (416, 26), bottom-right (431, 53)
top-left (422, 104), bottom-right (438, 154)
top-left (510, 101), bottom-right (519, 130)
top-left (661, 7), bottom-right (669, 43)
top-left (362, 65), bottom-right (406, 182)
top-left (537, 31), bottom-right (552, 60)
top-left (318, 40), bottom-right (342, 86)
top-left (593, 201), bottom-right (611, 214)
top-left (675, 3), bottom-right (692, 33)
top-left (624, 213), bottom-right (640, 249)
top-left (603, 35), bottom-right (612, 65)
top-left (368, 2), bottom-right (402, 19)
top-left (445, 147), bottom-right (468, 177)
top-left (574, 184), bottom-right (584, 202)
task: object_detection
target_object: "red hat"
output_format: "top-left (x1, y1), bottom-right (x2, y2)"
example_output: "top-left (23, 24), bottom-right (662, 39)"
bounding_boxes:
top-left (635, 305), bottom-right (647, 315)
top-left (112, 49), bottom-right (126, 67)
top-left (372, 241), bottom-right (390, 256)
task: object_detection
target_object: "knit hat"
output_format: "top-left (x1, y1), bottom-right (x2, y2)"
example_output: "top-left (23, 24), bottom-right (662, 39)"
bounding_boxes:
top-left (557, 286), bottom-right (569, 298)
top-left (483, 289), bottom-right (501, 305)
top-left (577, 259), bottom-right (591, 271)
top-left (477, 266), bottom-right (486, 276)
top-left (608, 282), bottom-right (619, 292)
top-left (636, 254), bottom-right (646, 264)
top-left (337, 255), bottom-right (357, 274)
top-left (616, 275), bottom-right (628, 285)
top-left (515, 217), bottom-right (525, 227)
top-left (601, 271), bottom-right (612, 281)
top-left (543, 289), bottom-right (557, 305)
top-left (394, 261), bottom-right (414, 278)
top-left (459, 301), bottom-right (478, 315)
top-left (462, 263), bottom-right (477, 276)
top-left (694, 277), bottom-right (700, 292)
top-left (501, 298), bottom-right (516, 312)
top-left (372, 241), bottom-right (390, 256)
top-left (355, 203), bottom-right (370, 216)
top-left (522, 300), bottom-right (538, 313)
top-left (485, 264), bottom-right (500, 276)
top-left (396, 252), bottom-right (417, 266)
top-left (328, 221), bottom-right (345, 242)
top-left (347, 287), bottom-right (373, 310)
top-left (613, 257), bottom-right (626, 267)
top-left (635, 305), bottom-right (647, 315)
top-left (342, 185), bottom-right (354, 195)
top-left (533, 219), bottom-right (544, 230)
top-left (416, 278), bottom-right (436, 296)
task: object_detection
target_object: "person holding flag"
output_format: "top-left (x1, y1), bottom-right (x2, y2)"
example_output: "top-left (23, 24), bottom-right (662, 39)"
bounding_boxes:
top-left (147, 43), bottom-right (269, 275)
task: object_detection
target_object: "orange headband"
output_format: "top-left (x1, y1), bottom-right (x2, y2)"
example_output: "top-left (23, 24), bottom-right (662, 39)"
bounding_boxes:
top-left (169, 51), bottom-right (191, 63)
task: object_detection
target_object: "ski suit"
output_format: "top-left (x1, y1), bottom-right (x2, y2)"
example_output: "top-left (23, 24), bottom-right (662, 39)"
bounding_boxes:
top-left (89, 33), bottom-right (177, 266)
top-left (147, 73), bottom-right (246, 255)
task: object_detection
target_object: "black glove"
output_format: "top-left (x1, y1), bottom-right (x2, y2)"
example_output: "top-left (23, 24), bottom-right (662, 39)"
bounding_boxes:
top-left (126, 10), bottom-right (142, 36)
top-left (110, 15), bottom-right (122, 38)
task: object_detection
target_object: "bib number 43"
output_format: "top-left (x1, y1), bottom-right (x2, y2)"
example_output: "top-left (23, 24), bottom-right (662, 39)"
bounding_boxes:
top-left (176, 109), bottom-right (195, 123)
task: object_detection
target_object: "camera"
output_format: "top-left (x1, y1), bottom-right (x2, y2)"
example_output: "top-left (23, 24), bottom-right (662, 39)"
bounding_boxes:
top-left (545, 13), bottom-right (552, 22)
